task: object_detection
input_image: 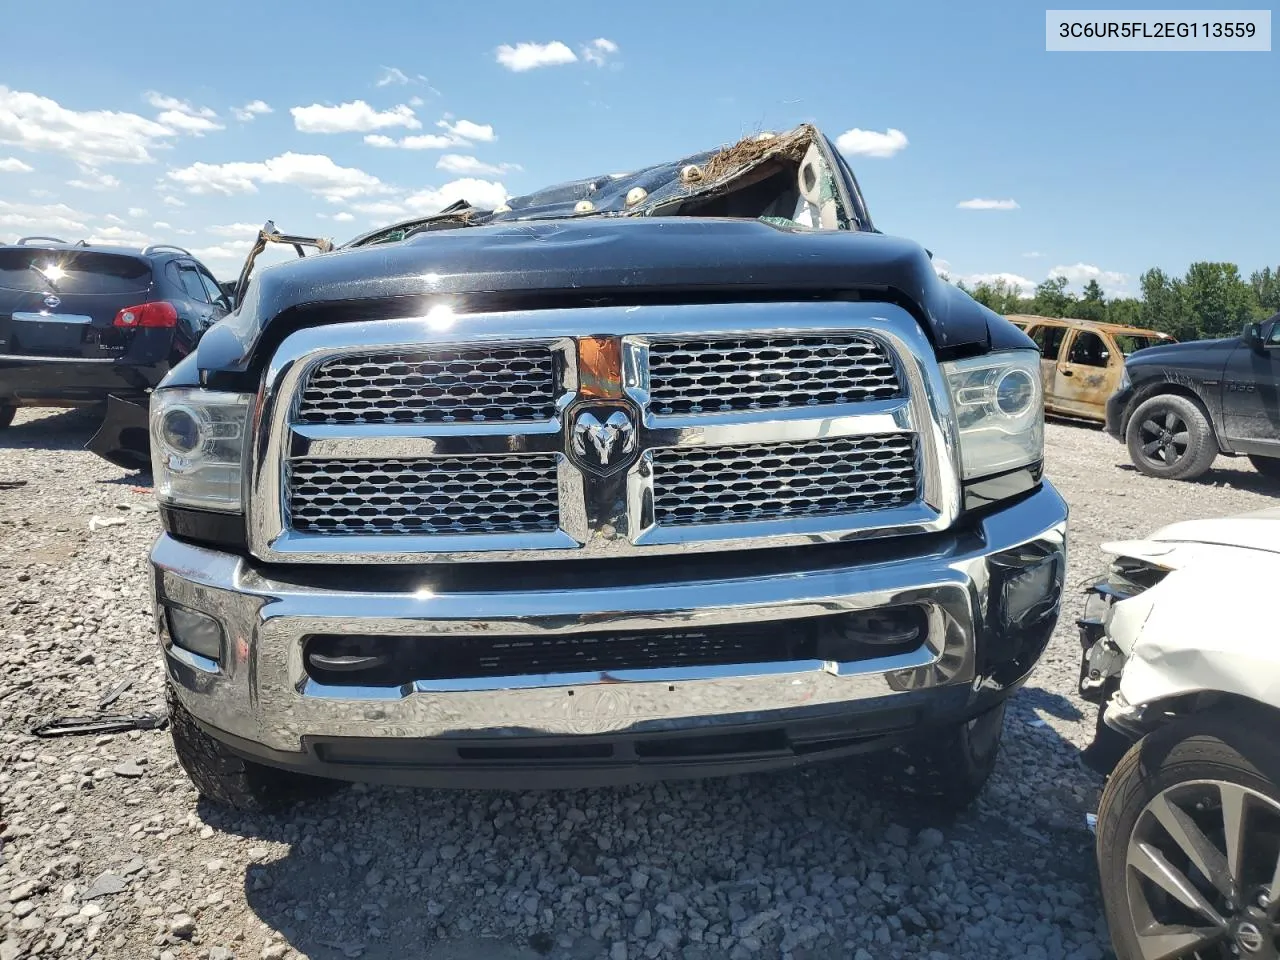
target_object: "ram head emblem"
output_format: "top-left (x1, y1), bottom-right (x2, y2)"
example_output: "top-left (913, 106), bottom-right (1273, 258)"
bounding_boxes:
top-left (571, 409), bottom-right (638, 472)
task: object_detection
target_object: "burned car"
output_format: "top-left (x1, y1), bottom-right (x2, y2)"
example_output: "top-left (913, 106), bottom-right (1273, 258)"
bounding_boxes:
top-left (1079, 509), bottom-right (1280, 960)
top-left (137, 124), bottom-right (1068, 811)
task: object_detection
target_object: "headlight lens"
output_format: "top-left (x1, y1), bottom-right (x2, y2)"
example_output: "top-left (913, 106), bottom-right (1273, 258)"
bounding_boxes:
top-left (150, 388), bottom-right (253, 512)
top-left (941, 350), bottom-right (1043, 480)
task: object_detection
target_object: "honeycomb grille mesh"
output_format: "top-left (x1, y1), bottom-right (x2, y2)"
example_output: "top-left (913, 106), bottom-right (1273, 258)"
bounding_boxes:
top-left (651, 434), bottom-right (917, 526)
top-left (647, 334), bottom-right (900, 416)
top-left (289, 455), bottom-right (560, 536)
top-left (297, 346), bottom-right (557, 425)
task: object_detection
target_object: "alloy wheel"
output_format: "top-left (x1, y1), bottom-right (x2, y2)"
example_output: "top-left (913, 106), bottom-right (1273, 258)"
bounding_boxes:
top-left (1137, 409), bottom-right (1191, 467)
top-left (1125, 779), bottom-right (1280, 959)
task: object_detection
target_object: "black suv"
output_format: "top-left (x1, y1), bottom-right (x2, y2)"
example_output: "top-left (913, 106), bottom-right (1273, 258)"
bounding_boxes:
top-left (1107, 309), bottom-right (1280, 480)
top-left (0, 238), bottom-right (231, 435)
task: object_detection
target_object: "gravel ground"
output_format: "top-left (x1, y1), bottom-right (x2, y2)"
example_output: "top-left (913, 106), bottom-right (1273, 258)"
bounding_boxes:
top-left (2, 408), bottom-right (1277, 960)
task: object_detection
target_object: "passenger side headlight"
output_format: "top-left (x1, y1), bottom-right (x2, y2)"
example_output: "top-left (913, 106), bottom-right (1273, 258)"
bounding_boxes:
top-left (150, 389), bottom-right (253, 512)
top-left (941, 350), bottom-right (1043, 480)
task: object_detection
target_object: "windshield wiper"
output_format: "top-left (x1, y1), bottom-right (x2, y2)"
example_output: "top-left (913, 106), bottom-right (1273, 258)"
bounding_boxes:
top-left (28, 263), bottom-right (61, 293)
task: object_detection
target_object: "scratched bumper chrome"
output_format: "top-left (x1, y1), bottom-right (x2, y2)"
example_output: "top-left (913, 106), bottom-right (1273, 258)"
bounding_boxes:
top-left (153, 483), bottom-right (1066, 753)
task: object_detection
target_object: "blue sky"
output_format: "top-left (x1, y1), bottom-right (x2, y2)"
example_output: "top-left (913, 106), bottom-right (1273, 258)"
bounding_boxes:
top-left (1, 0), bottom-right (1275, 293)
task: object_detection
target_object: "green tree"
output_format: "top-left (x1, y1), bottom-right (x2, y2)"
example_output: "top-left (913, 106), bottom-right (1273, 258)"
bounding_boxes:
top-left (1251, 266), bottom-right (1280, 313)
top-left (1082, 279), bottom-right (1105, 303)
top-left (1106, 297), bottom-right (1144, 329)
top-left (1031, 275), bottom-right (1072, 317)
top-left (1139, 268), bottom-right (1193, 339)
top-left (1181, 262), bottom-right (1259, 338)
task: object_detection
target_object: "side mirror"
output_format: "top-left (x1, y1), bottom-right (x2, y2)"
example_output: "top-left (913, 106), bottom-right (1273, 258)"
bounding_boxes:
top-left (1243, 322), bottom-right (1265, 350)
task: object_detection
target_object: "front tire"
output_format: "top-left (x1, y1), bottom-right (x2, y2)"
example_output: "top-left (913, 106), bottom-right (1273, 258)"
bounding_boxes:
top-left (900, 701), bottom-right (1007, 809)
top-left (167, 684), bottom-right (339, 813)
top-left (1096, 710), bottom-right (1280, 960)
top-left (1125, 394), bottom-right (1218, 481)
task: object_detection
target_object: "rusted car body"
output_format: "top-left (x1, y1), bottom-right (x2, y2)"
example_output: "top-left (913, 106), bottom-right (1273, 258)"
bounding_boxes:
top-left (1005, 315), bottom-right (1175, 422)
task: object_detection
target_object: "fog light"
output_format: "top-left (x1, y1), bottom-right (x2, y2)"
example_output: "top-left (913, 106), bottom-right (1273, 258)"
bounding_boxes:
top-left (816, 607), bottom-right (926, 661)
top-left (1000, 556), bottom-right (1061, 627)
top-left (166, 606), bottom-right (223, 662)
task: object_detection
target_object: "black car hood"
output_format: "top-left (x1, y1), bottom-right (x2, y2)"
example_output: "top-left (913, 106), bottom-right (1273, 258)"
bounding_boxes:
top-left (197, 217), bottom-right (1007, 376)
top-left (1127, 336), bottom-right (1240, 365)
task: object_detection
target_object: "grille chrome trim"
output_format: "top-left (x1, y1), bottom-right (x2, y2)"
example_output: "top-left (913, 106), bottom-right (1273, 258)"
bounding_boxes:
top-left (248, 302), bottom-right (963, 563)
top-left (646, 333), bottom-right (901, 416)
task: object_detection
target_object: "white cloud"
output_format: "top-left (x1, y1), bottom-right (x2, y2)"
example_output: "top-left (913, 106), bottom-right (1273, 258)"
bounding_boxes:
top-left (0, 86), bottom-right (175, 165)
top-left (957, 198), bottom-right (1019, 210)
top-left (207, 222), bottom-right (263, 237)
top-left (291, 100), bottom-right (420, 134)
top-left (127, 207), bottom-right (146, 218)
top-left (1022, 251), bottom-right (1043, 258)
top-left (84, 224), bottom-right (152, 246)
top-left (174, 227), bottom-right (195, 235)
top-left (960, 272), bottom-right (1038, 296)
top-left (437, 154), bottom-right (520, 176)
top-left (495, 41), bottom-right (578, 72)
top-left (376, 65), bottom-right (417, 86)
top-left (350, 200), bottom-right (408, 218)
top-left (0, 156), bottom-right (32, 173)
top-left (162, 195), bottom-right (185, 207)
top-left (582, 38), bottom-right (619, 66)
top-left (167, 152), bottom-right (388, 199)
top-left (1048, 262), bottom-right (1129, 295)
top-left (189, 239), bottom-right (254, 263)
top-left (932, 257), bottom-right (953, 277)
top-left (67, 169), bottom-right (122, 191)
top-left (331, 211), bottom-right (355, 222)
top-left (404, 178), bottom-right (510, 215)
top-left (28, 188), bottom-right (54, 198)
top-left (0, 199), bottom-right (90, 236)
top-left (835, 127), bottom-right (909, 159)
top-left (231, 100), bottom-right (272, 122)
top-left (152, 220), bottom-right (171, 229)
top-left (437, 118), bottom-right (495, 142)
top-left (145, 91), bottom-right (223, 136)
top-left (408, 96), bottom-right (425, 107)
top-left (104, 213), bottom-right (125, 224)
top-left (365, 132), bottom-right (465, 150)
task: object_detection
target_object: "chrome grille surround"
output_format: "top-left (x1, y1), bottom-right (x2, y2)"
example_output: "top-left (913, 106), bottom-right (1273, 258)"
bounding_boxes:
top-left (248, 302), bottom-right (962, 563)
top-left (298, 345), bottom-right (557, 425)
top-left (651, 434), bottom-right (917, 527)
top-left (647, 334), bottom-right (901, 415)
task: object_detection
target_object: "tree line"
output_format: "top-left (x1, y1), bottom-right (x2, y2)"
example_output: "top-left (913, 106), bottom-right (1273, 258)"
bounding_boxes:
top-left (949, 263), bottom-right (1280, 342)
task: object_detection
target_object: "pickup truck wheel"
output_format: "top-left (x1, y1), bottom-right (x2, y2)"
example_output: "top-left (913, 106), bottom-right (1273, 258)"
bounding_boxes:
top-left (0, 405), bottom-right (13, 429)
top-left (1125, 394), bottom-right (1218, 481)
top-left (1248, 454), bottom-right (1280, 480)
top-left (900, 701), bottom-right (1006, 809)
top-left (166, 684), bottom-right (339, 813)
top-left (1096, 710), bottom-right (1280, 960)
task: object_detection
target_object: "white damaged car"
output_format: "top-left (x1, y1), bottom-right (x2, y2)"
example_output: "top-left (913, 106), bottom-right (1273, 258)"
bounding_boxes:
top-left (1078, 507), bottom-right (1280, 960)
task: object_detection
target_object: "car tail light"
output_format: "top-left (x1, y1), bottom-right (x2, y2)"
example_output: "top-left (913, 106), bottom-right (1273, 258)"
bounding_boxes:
top-left (113, 301), bottom-right (177, 328)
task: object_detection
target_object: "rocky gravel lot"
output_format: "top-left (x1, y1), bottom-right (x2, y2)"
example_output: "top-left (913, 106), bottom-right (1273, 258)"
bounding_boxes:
top-left (2, 408), bottom-right (1277, 960)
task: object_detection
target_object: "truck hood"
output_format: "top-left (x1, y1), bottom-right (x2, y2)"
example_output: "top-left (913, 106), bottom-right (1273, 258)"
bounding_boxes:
top-left (1126, 336), bottom-right (1239, 366)
top-left (196, 217), bottom-right (1002, 375)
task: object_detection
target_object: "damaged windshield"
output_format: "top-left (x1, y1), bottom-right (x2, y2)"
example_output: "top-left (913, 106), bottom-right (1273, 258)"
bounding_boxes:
top-left (344, 124), bottom-right (873, 249)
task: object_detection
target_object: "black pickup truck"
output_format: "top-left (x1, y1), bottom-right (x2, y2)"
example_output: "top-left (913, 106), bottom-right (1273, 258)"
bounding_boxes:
top-left (130, 124), bottom-right (1069, 812)
top-left (1106, 312), bottom-right (1280, 481)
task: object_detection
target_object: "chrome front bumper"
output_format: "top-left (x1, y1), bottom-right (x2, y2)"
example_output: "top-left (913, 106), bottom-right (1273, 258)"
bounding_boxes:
top-left (154, 483), bottom-right (1067, 777)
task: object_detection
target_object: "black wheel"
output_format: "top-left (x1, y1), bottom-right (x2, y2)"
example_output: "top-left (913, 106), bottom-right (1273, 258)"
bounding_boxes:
top-left (899, 701), bottom-right (1007, 809)
top-left (1125, 394), bottom-right (1218, 481)
top-left (1097, 710), bottom-right (1280, 960)
top-left (1249, 455), bottom-right (1280, 480)
top-left (167, 684), bottom-right (339, 813)
top-left (0, 405), bottom-right (14, 429)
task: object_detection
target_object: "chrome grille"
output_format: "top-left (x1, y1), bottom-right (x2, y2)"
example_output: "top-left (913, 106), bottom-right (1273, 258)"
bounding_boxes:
top-left (289, 455), bottom-right (560, 535)
top-left (647, 334), bottom-right (900, 416)
top-left (297, 346), bottom-right (557, 425)
top-left (651, 434), bottom-right (917, 527)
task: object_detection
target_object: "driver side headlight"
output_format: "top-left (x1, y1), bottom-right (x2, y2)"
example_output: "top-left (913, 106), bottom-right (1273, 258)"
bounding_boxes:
top-left (941, 350), bottom-right (1043, 480)
top-left (150, 388), bottom-right (253, 512)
